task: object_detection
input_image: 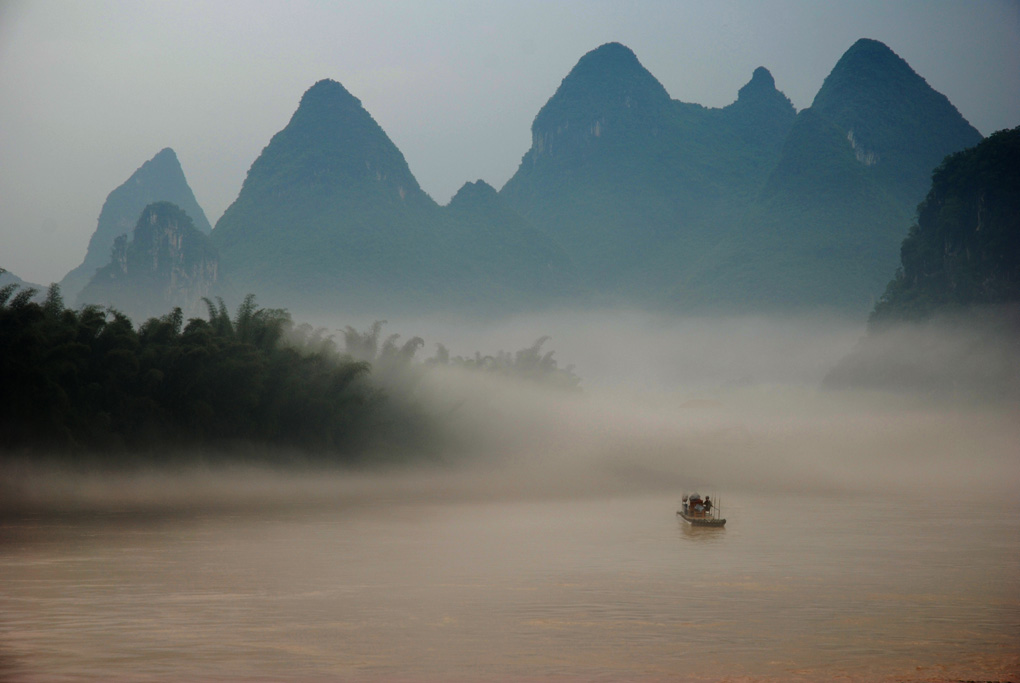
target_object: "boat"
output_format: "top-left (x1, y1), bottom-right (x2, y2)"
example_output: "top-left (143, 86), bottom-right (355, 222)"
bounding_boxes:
top-left (677, 492), bottom-right (726, 527)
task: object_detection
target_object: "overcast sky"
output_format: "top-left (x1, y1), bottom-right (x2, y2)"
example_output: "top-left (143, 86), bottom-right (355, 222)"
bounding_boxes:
top-left (1, 0), bottom-right (1018, 286)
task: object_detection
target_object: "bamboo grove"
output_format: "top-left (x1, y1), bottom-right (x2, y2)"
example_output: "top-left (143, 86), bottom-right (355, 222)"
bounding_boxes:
top-left (0, 274), bottom-right (580, 462)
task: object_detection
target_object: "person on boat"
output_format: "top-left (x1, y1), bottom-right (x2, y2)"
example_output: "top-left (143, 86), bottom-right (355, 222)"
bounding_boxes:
top-left (704, 496), bottom-right (712, 512)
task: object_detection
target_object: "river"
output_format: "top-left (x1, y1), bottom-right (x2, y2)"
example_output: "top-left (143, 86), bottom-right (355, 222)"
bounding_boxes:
top-left (1, 481), bottom-right (1017, 682)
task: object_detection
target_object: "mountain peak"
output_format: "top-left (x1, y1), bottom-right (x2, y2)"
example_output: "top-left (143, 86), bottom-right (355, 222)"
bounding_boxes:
top-left (77, 201), bottom-right (219, 320)
top-left (286, 79), bottom-right (368, 133)
top-left (59, 147), bottom-right (211, 302)
top-left (222, 77), bottom-right (424, 211)
top-left (844, 38), bottom-right (900, 61)
top-left (808, 37), bottom-right (981, 187)
top-left (449, 180), bottom-right (499, 210)
top-left (812, 38), bottom-right (922, 112)
top-left (528, 42), bottom-right (673, 160)
top-left (547, 42), bottom-right (670, 107)
top-left (150, 146), bottom-right (178, 163)
top-left (298, 78), bottom-right (361, 110)
top-left (738, 67), bottom-right (776, 99)
top-left (578, 41), bottom-right (640, 66)
top-left (723, 66), bottom-right (796, 138)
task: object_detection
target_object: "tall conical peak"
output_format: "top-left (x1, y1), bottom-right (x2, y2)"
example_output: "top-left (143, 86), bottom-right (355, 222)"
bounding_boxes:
top-left (529, 42), bottom-right (672, 156)
top-left (811, 38), bottom-right (922, 111)
top-left (135, 147), bottom-right (183, 182)
top-left (298, 79), bottom-right (361, 110)
top-left (540, 42), bottom-right (672, 113)
top-left (576, 42), bottom-right (642, 70)
top-left (58, 146), bottom-right (211, 302)
top-left (77, 200), bottom-right (219, 319)
top-left (839, 38), bottom-right (903, 67)
top-left (285, 79), bottom-right (368, 132)
top-left (150, 147), bottom-right (178, 164)
top-left (808, 37), bottom-right (980, 178)
top-left (223, 77), bottom-right (425, 208)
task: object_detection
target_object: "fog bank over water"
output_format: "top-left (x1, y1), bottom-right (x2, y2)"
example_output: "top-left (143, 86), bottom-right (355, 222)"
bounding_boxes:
top-left (3, 311), bottom-right (1018, 514)
top-left (313, 309), bottom-right (867, 391)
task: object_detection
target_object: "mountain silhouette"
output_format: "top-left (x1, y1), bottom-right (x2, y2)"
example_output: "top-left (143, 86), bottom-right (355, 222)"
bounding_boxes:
top-left (695, 38), bottom-right (985, 311)
top-left (80, 39), bottom-right (984, 318)
top-left (211, 79), bottom-right (444, 312)
top-left (211, 79), bottom-right (578, 314)
top-left (60, 148), bottom-right (211, 302)
top-left (501, 43), bottom-right (797, 302)
top-left (503, 39), bottom-right (981, 313)
top-left (78, 202), bottom-right (219, 320)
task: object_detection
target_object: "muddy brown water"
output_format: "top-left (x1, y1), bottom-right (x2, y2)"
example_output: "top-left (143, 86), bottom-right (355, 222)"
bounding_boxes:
top-left (1, 486), bottom-right (1017, 682)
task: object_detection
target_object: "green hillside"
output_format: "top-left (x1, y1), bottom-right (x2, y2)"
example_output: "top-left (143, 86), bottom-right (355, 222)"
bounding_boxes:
top-left (824, 128), bottom-right (1020, 399)
top-left (871, 126), bottom-right (1020, 324)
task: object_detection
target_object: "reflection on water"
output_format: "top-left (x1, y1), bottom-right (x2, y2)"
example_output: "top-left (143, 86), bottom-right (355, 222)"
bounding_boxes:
top-left (1, 491), bottom-right (1018, 682)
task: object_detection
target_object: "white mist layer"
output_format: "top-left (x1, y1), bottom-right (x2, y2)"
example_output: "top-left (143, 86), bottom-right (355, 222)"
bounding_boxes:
top-left (3, 311), bottom-right (1017, 513)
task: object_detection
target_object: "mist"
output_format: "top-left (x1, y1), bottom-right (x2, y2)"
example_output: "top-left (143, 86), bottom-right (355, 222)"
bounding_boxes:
top-left (4, 309), bottom-right (1016, 517)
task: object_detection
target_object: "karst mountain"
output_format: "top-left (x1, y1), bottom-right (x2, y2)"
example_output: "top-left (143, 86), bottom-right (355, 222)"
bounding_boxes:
top-left (72, 39), bottom-right (991, 319)
top-left (77, 201), bottom-right (220, 321)
top-left (210, 79), bottom-right (577, 315)
top-left (61, 148), bottom-right (211, 304)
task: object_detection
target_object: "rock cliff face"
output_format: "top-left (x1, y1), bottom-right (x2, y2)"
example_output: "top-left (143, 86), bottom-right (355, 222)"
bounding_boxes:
top-left (78, 202), bottom-right (219, 321)
top-left (60, 148), bottom-right (211, 303)
top-left (824, 128), bottom-right (1020, 399)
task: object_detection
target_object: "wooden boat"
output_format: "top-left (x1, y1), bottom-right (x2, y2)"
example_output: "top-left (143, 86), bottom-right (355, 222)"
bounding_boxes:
top-left (677, 493), bottom-right (726, 527)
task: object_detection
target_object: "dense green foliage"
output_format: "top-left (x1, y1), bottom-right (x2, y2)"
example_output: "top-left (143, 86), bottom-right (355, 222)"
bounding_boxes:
top-left (0, 285), bottom-right (376, 459)
top-left (0, 278), bottom-right (581, 461)
top-left (870, 127), bottom-right (1020, 325)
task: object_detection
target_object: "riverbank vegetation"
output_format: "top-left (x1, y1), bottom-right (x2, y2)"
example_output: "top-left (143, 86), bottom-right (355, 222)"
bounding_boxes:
top-left (0, 278), bottom-right (579, 464)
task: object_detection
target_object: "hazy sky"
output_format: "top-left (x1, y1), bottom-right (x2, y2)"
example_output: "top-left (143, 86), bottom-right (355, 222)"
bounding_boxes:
top-left (1, 0), bottom-right (1018, 286)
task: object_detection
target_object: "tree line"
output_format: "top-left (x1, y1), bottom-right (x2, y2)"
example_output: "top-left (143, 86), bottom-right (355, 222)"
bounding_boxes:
top-left (0, 274), bottom-right (579, 463)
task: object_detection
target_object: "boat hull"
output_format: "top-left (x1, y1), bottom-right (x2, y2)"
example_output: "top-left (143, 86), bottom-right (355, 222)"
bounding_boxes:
top-left (677, 510), bottom-right (726, 527)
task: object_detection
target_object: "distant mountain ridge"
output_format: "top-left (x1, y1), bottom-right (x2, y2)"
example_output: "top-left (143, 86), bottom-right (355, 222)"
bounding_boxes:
top-left (60, 148), bottom-right (211, 303)
top-left (502, 39), bottom-right (981, 312)
top-left (501, 43), bottom-right (800, 301)
top-left (709, 38), bottom-right (984, 311)
top-left (210, 79), bottom-right (578, 314)
top-left (75, 39), bottom-right (988, 318)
